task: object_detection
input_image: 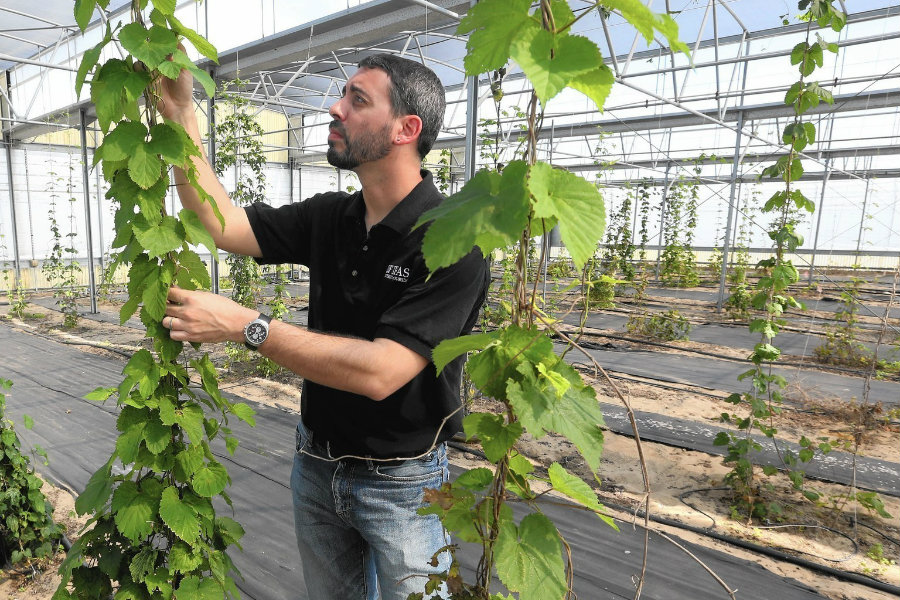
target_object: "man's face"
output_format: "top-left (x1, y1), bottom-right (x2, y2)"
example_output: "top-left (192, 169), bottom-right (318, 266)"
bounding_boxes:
top-left (326, 68), bottom-right (397, 170)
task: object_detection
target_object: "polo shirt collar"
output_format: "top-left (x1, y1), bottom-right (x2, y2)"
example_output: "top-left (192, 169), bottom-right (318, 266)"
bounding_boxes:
top-left (342, 170), bottom-right (441, 236)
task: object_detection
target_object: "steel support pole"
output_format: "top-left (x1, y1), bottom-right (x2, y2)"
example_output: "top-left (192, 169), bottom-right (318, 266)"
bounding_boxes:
top-left (855, 176), bottom-right (871, 257)
top-left (463, 73), bottom-right (478, 182)
top-left (79, 109), bottom-right (98, 313)
top-left (3, 130), bottom-right (21, 279)
top-left (463, 2), bottom-right (478, 183)
top-left (716, 111), bottom-right (744, 311)
top-left (807, 157), bottom-right (832, 285)
top-left (207, 93), bottom-right (220, 295)
top-left (655, 160), bottom-right (671, 280)
top-left (94, 137), bottom-right (105, 273)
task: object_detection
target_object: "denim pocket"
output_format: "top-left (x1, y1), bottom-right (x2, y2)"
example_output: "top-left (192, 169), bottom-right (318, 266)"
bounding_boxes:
top-left (295, 420), bottom-right (312, 454)
top-left (374, 445), bottom-right (447, 482)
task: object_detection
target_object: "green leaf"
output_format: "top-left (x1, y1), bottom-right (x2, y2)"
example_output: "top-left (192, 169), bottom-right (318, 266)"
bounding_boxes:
top-left (71, 566), bottom-right (112, 599)
top-left (175, 575), bottom-right (223, 600)
top-left (790, 42), bottom-right (809, 66)
top-left (76, 23), bottom-right (112, 96)
top-left (603, 0), bottom-right (690, 55)
top-left (85, 386), bottom-right (117, 402)
top-left (116, 418), bottom-right (146, 464)
top-left (142, 273), bottom-right (170, 322)
top-left (99, 120), bottom-right (147, 164)
top-left (119, 24), bottom-right (178, 69)
top-left (159, 486), bottom-right (200, 543)
top-left (548, 463), bottom-right (617, 529)
top-left (168, 541), bottom-right (202, 572)
top-left (462, 412), bottom-right (523, 463)
top-left (215, 516), bottom-right (245, 548)
top-left (418, 161), bottom-right (530, 274)
top-left (22, 414), bottom-right (34, 429)
top-left (192, 461), bottom-right (230, 497)
top-left (75, 457), bottom-right (114, 515)
top-left (133, 215), bottom-right (184, 258)
top-left (456, 0), bottom-right (535, 74)
top-left (74, 0), bottom-right (96, 31)
top-left (455, 467), bottom-right (494, 491)
top-left (143, 418), bottom-right (172, 454)
top-left (152, 0), bottom-right (176, 14)
top-left (230, 402), bottom-right (256, 426)
top-left (128, 142), bottom-right (164, 189)
top-left (179, 208), bottom-right (218, 259)
top-left (511, 28), bottom-right (602, 104)
top-left (192, 354), bottom-right (224, 405)
top-left (507, 361), bottom-right (605, 472)
top-left (175, 403), bottom-right (206, 444)
top-left (466, 325), bottom-right (554, 399)
top-left (148, 122), bottom-right (188, 167)
top-left (570, 64), bottom-right (615, 112)
top-left (433, 331), bottom-right (498, 374)
top-left (174, 444), bottom-right (205, 482)
top-left (91, 59), bottom-right (151, 133)
top-left (166, 12), bottom-right (219, 63)
top-left (112, 481), bottom-right (158, 542)
top-left (129, 546), bottom-right (158, 584)
top-left (172, 50), bottom-right (216, 98)
top-left (495, 513), bottom-right (566, 600)
top-left (528, 162), bottom-right (605, 269)
top-left (176, 249), bottom-right (212, 290)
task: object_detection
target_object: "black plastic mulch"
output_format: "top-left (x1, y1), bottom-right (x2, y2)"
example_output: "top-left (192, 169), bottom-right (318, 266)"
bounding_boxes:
top-left (0, 321), bottom-right (840, 599)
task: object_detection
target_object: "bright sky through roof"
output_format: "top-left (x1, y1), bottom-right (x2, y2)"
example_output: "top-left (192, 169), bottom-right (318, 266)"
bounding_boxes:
top-left (206, 0), bottom-right (374, 52)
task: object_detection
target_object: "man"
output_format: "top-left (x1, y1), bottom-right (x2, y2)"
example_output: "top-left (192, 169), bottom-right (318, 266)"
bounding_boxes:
top-left (157, 54), bottom-right (489, 599)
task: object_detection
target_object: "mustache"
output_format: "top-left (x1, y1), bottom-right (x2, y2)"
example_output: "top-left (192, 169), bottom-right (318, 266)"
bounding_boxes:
top-left (329, 121), bottom-right (346, 136)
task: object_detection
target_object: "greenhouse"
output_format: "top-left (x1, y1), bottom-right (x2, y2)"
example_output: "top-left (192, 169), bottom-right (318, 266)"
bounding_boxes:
top-left (1, 1), bottom-right (898, 599)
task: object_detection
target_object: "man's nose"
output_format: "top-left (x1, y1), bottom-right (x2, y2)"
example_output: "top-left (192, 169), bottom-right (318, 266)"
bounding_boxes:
top-left (329, 97), bottom-right (344, 120)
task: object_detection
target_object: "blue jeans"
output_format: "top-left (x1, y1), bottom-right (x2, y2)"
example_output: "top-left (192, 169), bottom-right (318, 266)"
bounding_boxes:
top-left (290, 419), bottom-right (451, 600)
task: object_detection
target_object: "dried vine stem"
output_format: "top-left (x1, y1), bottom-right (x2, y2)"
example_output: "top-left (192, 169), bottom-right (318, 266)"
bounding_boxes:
top-left (538, 315), bottom-right (653, 599)
top-left (533, 498), bottom-right (738, 600)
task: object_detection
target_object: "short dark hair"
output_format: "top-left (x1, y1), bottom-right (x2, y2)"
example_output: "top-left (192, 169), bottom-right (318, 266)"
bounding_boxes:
top-left (357, 53), bottom-right (446, 159)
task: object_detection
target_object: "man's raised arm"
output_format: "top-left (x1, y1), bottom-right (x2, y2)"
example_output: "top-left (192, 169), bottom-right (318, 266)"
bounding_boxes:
top-left (158, 62), bottom-right (262, 258)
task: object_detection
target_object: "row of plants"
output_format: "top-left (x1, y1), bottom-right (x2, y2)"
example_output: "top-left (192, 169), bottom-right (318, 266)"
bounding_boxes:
top-left (412, 1), bottom-right (691, 598)
top-left (53, 1), bottom-right (255, 598)
top-left (0, 379), bottom-right (63, 569)
top-left (213, 79), bottom-right (289, 377)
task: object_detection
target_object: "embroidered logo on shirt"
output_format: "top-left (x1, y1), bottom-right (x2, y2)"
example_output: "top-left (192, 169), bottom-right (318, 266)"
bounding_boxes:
top-left (384, 264), bottom-right (410, 282)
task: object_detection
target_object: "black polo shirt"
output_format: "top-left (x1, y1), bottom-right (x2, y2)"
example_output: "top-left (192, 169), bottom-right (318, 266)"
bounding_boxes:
top-left (244, 171), bottom-right (489, 458)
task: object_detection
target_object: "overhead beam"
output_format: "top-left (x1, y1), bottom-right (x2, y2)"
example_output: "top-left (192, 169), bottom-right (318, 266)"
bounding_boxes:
top-left (200, 0), bottom-right (468, 81)
top-left (289, 89), bottom-right (900, 164)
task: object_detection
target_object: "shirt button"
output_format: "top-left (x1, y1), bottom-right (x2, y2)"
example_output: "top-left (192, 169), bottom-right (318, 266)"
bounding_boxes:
top-left (351, 269), bottom-right (358, 277)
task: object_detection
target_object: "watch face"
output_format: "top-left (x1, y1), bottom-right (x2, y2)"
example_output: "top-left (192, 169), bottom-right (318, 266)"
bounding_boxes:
top-left (246, 322), bottom-right (267, 346)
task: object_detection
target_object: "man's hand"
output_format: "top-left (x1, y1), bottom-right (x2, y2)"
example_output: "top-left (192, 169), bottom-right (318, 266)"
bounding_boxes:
top-left (155, 44), bottom-right (195, 122)
top-left (163, 286), bottom-right (257, 344)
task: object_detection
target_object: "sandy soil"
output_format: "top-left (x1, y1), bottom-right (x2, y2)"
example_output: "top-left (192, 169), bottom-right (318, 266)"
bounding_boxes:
top-left (2, 290), bottom-right (898, 600)
top-left (0, 479), bottom-right (88, 600)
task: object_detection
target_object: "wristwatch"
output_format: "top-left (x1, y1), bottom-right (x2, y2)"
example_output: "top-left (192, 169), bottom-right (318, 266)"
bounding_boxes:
top-left (243, 313), bottom-right (272, 350)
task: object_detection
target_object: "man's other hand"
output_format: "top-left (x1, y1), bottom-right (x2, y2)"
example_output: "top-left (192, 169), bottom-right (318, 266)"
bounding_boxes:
top-left (163, 286), bottom-right (257, 344)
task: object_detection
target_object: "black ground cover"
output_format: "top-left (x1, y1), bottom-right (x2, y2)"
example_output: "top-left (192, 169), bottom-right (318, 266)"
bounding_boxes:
top-left (572, 311), bottom-right (893, 358)
top-left (599, 403), bottom-right (899, 496)
top-left (0, 321), bottom-right (840, 599)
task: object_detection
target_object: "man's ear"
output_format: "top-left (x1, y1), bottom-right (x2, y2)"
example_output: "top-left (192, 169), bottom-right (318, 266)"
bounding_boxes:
top-left (394, 114), bottom-right (423, 146)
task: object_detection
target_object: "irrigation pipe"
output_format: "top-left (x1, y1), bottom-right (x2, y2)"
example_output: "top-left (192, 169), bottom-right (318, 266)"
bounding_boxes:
top-left (570, 333), bottom-right (898, 380)
top-left (447, 440), bottom-right (900, 597)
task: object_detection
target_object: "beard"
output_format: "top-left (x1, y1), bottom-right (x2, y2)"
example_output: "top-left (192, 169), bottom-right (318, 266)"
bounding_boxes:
top-left (326, 120), bottom-right (394, 170)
